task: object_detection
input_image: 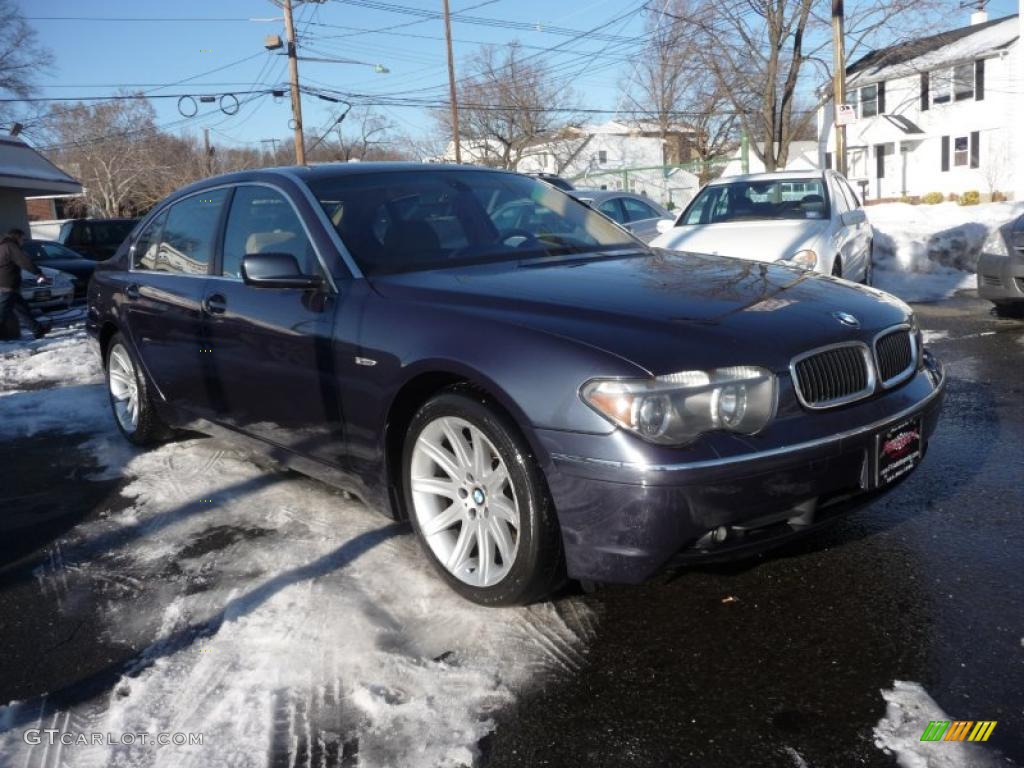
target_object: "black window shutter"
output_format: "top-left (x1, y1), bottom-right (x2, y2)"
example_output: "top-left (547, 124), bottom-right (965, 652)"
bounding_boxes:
top-left (825, 151), bottom-right (832, 170)
top-left (921, 72), bottom-right (930, 111)
top-left (875, 145), bottom-right (885, 179)
top-left (877, 81), bottom-right (886, 114)
top-left (941, 136), bottom-right (950, 171)
top-left (970, 131), bottom-right (980, 168)
top-left (975, 59), bottom-right (985, 100)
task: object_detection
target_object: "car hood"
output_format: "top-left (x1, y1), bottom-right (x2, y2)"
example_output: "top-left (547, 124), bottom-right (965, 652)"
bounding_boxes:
top-left (368, 250), bottom-right (912, 375)
top-left (651, 219), bottom-right (828, 263)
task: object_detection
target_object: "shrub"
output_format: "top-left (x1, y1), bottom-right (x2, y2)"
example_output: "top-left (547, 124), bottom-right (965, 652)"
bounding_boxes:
top-left (898, 195), bottom-right (913, 204)
top-left (665, 201), bottom-right (676, 211)
top-left (921, 191), bottom-right (944, 205)
top-left (959, 189), bottom-right (980, 206)
top-left (991, 190), bottom-right (1008, 203)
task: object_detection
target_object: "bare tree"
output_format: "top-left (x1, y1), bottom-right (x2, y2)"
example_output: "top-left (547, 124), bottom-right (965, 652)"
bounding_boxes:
top-left (306, 107), bottom-right (409, 163)
top-left (665, 0), bottom-right (941, 171)
top-left (43, 97), bottom-right (173, 216)
top-left (436, 43), bottom-right (580, 169)
top-left (0, 0), bottom-right (53, 126)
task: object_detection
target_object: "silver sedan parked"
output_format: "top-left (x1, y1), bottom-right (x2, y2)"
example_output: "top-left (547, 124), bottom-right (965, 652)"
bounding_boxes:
top-left (977, 213), bottom-right (1024, 317)
top-left (571, 189), bottom-right (673, 243)
top-left (650, 170), bottom-right (874, 283)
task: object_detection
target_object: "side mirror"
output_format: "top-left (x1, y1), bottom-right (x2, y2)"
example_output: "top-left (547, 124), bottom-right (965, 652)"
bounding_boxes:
top-left (841, 210), bottom-right (866, 227)
top-left (656, 218), bottom-right (675, 234)
top-left (241, 253), bottom-right (323, 289)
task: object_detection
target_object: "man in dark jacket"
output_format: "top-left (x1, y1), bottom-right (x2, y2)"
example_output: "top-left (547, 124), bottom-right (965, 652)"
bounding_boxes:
top-left (0, 228), bottom-right (50, 339)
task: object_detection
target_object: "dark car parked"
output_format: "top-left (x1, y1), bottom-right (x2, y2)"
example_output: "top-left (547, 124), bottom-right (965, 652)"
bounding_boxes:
top-left (87, 164), bottom-right (945, 605)
top-left (22, 240), bottom-right (95, 297)
top-left (58, 218), bottom-right (138, 261)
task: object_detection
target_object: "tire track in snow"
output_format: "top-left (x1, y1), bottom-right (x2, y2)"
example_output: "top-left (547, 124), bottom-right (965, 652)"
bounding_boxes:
top-left (0, 439), bottom-right (599, 768)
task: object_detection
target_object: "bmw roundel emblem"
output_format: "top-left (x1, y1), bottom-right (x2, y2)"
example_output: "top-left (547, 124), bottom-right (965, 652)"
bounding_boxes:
top-left (833, 311), bottom-right (860, 328)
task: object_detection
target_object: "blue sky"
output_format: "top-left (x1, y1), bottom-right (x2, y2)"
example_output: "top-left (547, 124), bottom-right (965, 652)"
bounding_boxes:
top-left (20, 0), bottom-right (1022, 152)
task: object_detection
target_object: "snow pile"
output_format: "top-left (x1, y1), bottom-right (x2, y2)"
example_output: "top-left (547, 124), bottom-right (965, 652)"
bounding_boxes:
top-left (867, 201), bottom-right (1023, 302)
top-left (873, 681), bottom-right (1000, 768)
top-left (0, 402), bottom-right (596, 766)
top-left (0, 320), bottom-right (100, 393)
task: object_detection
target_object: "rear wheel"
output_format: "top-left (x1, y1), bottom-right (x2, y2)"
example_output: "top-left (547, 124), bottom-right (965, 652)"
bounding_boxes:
top-left (993, 302), bottom-right (1024, 319)
top-left (106, 334), bottom-right (171, 445)
top-left (403, 390), bottom-right (563, 605)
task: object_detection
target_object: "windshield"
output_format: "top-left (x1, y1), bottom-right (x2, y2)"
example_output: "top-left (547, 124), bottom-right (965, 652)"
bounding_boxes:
top-left (680, 178), bottom-right (829, 225)
top-left (307, 169), bottom-right (641, 275)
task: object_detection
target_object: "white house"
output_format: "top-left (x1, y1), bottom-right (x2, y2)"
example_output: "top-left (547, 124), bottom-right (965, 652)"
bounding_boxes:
top-left (515, 121), bottom-right (701, 208)
top-left (718, 140), bottom-right (821, 177)
top-left (818, 12), bottom-right (1021, 201)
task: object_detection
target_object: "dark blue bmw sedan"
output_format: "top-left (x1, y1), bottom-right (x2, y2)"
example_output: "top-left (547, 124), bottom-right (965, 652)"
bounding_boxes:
top-left (87, 163), bottom-right (945, 605)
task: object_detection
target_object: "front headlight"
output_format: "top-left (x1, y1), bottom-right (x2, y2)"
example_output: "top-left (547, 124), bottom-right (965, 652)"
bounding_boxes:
top-left (982, 227), bottom-right (1008, 257)
top-left (779, 249), bottom-right (818, 269)
top-left (581, 366), bottom-right (777, 445)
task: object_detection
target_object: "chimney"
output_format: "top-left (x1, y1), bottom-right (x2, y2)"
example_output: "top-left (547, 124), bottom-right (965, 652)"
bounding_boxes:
top-left (970, 9), bottom-right (988, 24)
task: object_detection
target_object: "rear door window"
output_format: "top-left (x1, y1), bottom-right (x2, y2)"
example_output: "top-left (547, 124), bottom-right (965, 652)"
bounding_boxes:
top-left (221, 186), bottom-right (316, 279)
top-left (621, 197), bottom-right (661, 222)
top-left (598, 198), bottom-right (626, 224)
top-left (133, 210), bottom-right (169, 271)
top-left (147, 190), bottom-right (228, 275)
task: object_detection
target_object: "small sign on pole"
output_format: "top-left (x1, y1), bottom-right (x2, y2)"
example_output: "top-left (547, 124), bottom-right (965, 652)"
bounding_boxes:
top-left (835, 103), bottom-right (857, 126)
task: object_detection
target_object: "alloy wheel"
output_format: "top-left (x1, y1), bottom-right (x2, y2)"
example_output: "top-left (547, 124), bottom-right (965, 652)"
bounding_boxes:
top-left (409, 416), bottom-right (520, 587)
top-left (107, 343), bottom-right (140, 433)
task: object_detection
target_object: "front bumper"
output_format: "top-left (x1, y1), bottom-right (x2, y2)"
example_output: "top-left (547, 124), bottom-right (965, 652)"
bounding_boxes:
top-left (977, 251), bottom-right (1024, 303)
top-left (540, 357), bottom-right (946, 584)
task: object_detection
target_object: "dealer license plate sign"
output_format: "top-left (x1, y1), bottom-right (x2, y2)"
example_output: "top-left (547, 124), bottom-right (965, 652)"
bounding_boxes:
top-left (876, 415), bottom-right (923, 487)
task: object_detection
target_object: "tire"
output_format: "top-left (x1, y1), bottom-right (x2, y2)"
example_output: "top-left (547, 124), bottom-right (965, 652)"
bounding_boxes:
top-left (993, 302), bottom-right (1024, 319)
top-left (831, 256), bottom-right (843, 277)
top-left (105, 333), bottom-right (172, 446)
top-left (402, 388), bottom-right (564, 605)
top-left (862, 243), bottom-right (874, 285)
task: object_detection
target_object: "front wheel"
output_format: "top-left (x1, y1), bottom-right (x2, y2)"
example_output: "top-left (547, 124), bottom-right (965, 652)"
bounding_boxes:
top-left (106, 333), bottom-right (171, 445)
top-left (403, 390), bottom-right (563, 605)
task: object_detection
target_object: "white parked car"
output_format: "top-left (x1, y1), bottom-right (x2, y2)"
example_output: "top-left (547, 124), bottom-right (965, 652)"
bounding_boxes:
top-left (20, 266), bottom-right (75, 310)
top-left (650, 170), bottom-right (874, 283)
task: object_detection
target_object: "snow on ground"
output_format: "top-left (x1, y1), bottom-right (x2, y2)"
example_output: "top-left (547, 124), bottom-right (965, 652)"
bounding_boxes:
top-left (873, 681), bottom-right (1001, 768)
top-left (0, 324), bottom-right (596, 768)
top-left (867, 201), bottom-right (1024, 303)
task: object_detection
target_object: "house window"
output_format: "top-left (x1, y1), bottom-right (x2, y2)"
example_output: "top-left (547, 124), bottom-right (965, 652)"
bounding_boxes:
top-left (598, 150), bottom-right (607, 164)
top-left (953, 136), bottom-right (969, 166)
top-left (931, 62), bottom-right (977, 104)
top-left (953, 63), bottom-right (974, 100)
top-left (931, 68), bottom-right (952, 104)
top-left (860, 84), bottom-right (878, 117)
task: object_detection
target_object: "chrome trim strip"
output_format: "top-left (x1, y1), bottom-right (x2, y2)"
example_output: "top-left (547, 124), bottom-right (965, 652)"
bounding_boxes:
top-left (551, 367), bottom-right (945, 474)
top-left (872, 323), bottom-right (917, 389)
top-left (789, 341), bottom-right (876, 410)
top-left (276, 169), bottom-right (365, 280)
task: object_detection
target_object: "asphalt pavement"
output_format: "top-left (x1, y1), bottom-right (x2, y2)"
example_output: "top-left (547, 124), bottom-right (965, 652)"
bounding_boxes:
top-left (0, 291), bottom-right (1021, 767)
top-left (484, 293), bottom-right (1024, 767)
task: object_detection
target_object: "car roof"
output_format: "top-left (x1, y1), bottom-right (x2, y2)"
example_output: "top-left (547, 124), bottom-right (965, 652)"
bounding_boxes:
top-left (572, 188), bottom-right (654, 201)
top-left (708, 170), bottom-right (829, 186)
top-left (165, 162), bottom-right (520, 203)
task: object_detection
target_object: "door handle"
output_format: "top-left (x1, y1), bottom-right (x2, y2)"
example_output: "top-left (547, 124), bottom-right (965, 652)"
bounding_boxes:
top-left (124, 283), bottom-right (140, 300)
top-left (203, 294), bottom-right (227, 315)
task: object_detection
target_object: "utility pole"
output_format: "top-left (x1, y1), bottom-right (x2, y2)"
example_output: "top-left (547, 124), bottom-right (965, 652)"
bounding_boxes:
top-left (203, 127), bottom-right (213, 175)
top-left (831, 0), bottom-right (848, 176)
top-left (282, 0), bottom-right (306, 165)
top-left (442, 0), bottom-right (461, 163)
